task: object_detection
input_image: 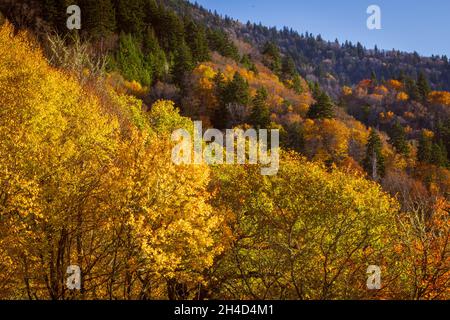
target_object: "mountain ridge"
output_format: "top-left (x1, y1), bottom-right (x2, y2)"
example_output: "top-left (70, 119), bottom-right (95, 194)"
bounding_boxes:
top-left (165, 0), bottom-right (450, 95)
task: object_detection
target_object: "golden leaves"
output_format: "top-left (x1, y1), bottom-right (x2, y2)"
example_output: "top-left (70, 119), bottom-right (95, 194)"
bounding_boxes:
top-left (0, 23), bottom-right (223, 299)
top-left (429, 91), bottom-right (450, 106)
top-left (396, 91), bottom-right (409, 101)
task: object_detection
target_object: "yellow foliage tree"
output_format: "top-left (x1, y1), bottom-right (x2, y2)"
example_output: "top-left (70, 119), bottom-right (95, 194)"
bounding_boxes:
top-left (0, 23), bottom-right (223, 300)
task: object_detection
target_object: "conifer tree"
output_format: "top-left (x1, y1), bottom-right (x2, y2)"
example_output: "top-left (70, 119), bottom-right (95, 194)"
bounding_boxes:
top-left (240, 54), bottom-right (258, 74)
top-left (223, 72), bottom-right (250, 106)
top-left (213, 72), bottom-right (250, 129)
top-left (113, 32), bottom-right (151, 85)
top-left (114, 0), bottom-right (145, 35)
top-left (185, 20), bottom-right (210, 63)
top-left (417, 71), bottom-right (431, 102)
top-left (158, 10), bottom-right (185, 52)
top-left (212, 70), bottom-right (228, 129)
top-left (143, 0), bottom-right (159, 26)
top-left (363, 128), bottom-right (385, 180)
top-left (291, 74), bottom-right (303, 94)
top-left (172, 41), bottom-right (193, 86)
top-left (213, 70), bottom-right (226, 97)
top-left (143, 27), bottom-right (167, 81)
top-left (82, 0), bottom-right (116, 38)
top-left (405, 77), bottom-right (420, 101)
top-left (431, 140), bottom-right (448, 167)
top-left (310, 82), bottom-right (322, 100)
top-left (43, 0), bottom-right (69, 31)
top-left (307, 91), bottom-right (334, 119)
top-left (418, 131), bottom-right (433, 163)
top-left (262, 41), bottom-right (282, 75)
top-left (248, 87), bottom-right (271, 129)
top-left (389, 122), bottom-right (410, 156)
top-left (282, 55), bottom-right (296, 80)
top-left (437, 119), bottom-right (450, 163)
top-left (370, 71), bottom-right (378, 86)
top-left (207, 29), bottom-right (240, 62)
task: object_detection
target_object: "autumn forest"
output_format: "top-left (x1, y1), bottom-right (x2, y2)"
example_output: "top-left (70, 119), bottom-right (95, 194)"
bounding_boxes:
top-left (0, 0), bottom-right (448, 300)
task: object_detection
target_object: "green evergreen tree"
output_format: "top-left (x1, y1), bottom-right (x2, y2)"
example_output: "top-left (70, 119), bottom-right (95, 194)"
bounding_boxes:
top-left (207, 29), bottom-right (240, 62)
top-left (310, 82), bottom-right (322, 100)
top-left (283, 122), bottom-right (305, 153)
top-left (370, 71), bottom-right (378, 86)
top-left (307, 91), bottom-right (334, 119)
top-left (212, 70), bottom-right (228, 129)
top-left (282, 55), bottom-right (296, 80)
top-left (417, 131), bottom-right (433, 163)
top-left (248, 87), bottom-right (271, 129)
top-left (213, 70), bottom-right (226, 97)
top-left (262, 41), bottom-right (282, 75)
top-left (114, 0), bottom-right (145, 35)
top-left (161, 10), bottom-right (185, 52)
top-left (143, 0), bottom-right (159, 26)
top-left (223, 72), bottom-right (251, 106)
top-left (436, 119), bottom-right (450, 164)
top-left (397, 70), bottom-right (406, 82)
top-left (113, 32), bottom-right (151, 85)
top-left (172, 41), bottom-right (193, 86)
top-left (143, 27), bottom-right (167, 81)
top-left (431, 140), bottom-right (448, 167)
top-left (417, 71), bottom-right (431, 102)
top-left (185, 20), bottom-right (210, 63)
top-left (82, 0), bottom-right (116, 38)
top-left (405, 77), bottom-right (420, 101)
top-left (389, 122), bottom-right (410, 156)
top-left (213, 72), bottom-right (250, 129)
top-left (43, 0), bottom-right (69, 32)
top-left (291, 74), bottom-right (303, 94)
top-left (363, 128), bottom-right (385, 180)
top-left (240, 54), bottom-right (258, 74)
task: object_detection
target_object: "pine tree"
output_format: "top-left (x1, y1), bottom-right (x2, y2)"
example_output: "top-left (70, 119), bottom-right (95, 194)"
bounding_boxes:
top-left (310, 82), bottom-right (321, 100)
top-left (113, 32), bottom-right (151, 85)
top-left (282, 56), bottom-right (296, 80)
top-left (172, 41), bottom-right (193, 86)
top-left (223, 72), bottom-right (250, 106)
top-left (283, 122), bottom-right (305, 153)
top-left (185, 20), bottom-right (210, 63)
top-left (213, 70), bottom-right (226, 97)
top-left (213, 72), bottom-right (250, 129)
top-left (212, 70), bottom-right (228, 129)
top-left (143, 27), bottom-right (167, 81)
top-left (262, 41), bottom-right (281, 75)
top-left (436, 119), bottom-right (450, 164)
top-left (161, 11), bottom-right (185, 52)
top-left (143, 0), bottom-right (159, 26)
top-left (405, 77), bottom-right (420, 101)
top-left (240, 54), bottom-right (258, 74)
top-left (207, 29), bottom-right (240, 62)
top-left (363, 129), bottom-right (385, 180)
top-left (307, 91), bottom-right (334, 119)
top-left (291, 74), bottom-right (303, 94)
top-left (114, 0), bottom-right (145, 35)
top-left (356, 42), bottom-right (364, 59)
top-left (418, 131), bottom-right (433, 163)
top-left (417, 71), bottom-right (431, 102)
top-left (248, 87), bottom-right (271, 129)
top-left (370, 71), bottom-right (378, 86)
top-left (397, 70), bottom-right (406, 82)
top-left (431, 140), bottom-right (448, 167)
top-left (43, 0), bottom-right (69, 32)
top-left (82, 0), bottom-right (116, 39)
top-left (389, 122), bottom-right (410, 156)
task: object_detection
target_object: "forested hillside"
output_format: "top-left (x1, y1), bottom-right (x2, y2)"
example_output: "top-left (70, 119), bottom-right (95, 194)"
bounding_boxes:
top-left (0, 0), bottom-right (448, 300)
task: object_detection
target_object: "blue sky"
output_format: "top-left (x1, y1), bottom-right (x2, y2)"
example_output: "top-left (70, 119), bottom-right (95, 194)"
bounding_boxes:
top-left (191, 0), bottom-right (450, 57)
